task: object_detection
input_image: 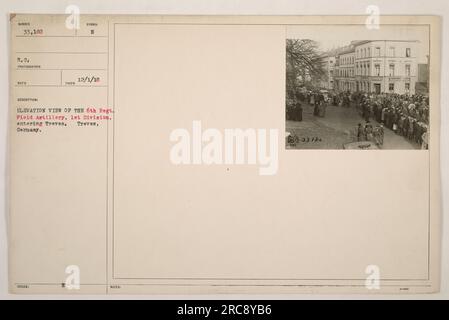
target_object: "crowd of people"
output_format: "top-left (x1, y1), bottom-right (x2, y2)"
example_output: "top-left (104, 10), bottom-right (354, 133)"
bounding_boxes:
top-left (351, 91), bottom-right (429, 148)
top-left (357, 121), bottom-right (384, 147)
top-left (287, 88), bottom-right (429, 149)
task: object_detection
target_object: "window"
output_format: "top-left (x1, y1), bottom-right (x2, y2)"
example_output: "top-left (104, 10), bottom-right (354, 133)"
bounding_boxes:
top-left (405, 83), bottom-right (410, 92)
top-left (367, 48), bottom-right (371, 57)
top-left (405, 64), bottom-right (411, 77)
top-left (406, 48), bottom-right (411, 57)
top-left (389, 83), bottom-right (394, 92)
top-left (375, 47), bottom-right (381, 56)
top-left (389, 47), bottom-right (395, 57)
top-left (389, 64), bottom-right (395, 76)
top-left (375, 64), bottom-right (380, 76)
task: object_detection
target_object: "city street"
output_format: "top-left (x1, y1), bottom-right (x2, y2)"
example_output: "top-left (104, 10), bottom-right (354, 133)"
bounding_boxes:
top-left (286, 103), bottom-right (420, 150)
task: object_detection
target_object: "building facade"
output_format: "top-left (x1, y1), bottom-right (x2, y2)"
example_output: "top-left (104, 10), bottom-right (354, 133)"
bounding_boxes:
top-left (319, 53), bottom-right (336, 89)
top-left (416, 55), bottom-right (429, 94)
top-left (325, 40), bottom-right (419, 94)
top-left (334, 45), bottom-right (356, 92)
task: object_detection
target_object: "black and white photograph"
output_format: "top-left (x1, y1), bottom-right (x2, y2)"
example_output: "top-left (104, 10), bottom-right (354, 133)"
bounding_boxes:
top-left (1, 0), bottom-right (447, 302)
top-left (285, 25), bottom-right (430, 150)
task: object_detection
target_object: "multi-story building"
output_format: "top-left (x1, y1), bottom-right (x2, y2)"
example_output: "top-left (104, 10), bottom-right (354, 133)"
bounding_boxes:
top-left (324, 40), bottom-right (419, 94)
top-left (334, 45), bottom-right (356, 92)
top-left (354, 40), bottom-right (418, 94)
top-left (319, 52), bottom-right (336, 89)
top-left (416, 55), bottom-right (429, 94)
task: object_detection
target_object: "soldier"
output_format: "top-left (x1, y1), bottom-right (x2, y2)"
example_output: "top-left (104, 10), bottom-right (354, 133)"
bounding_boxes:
top-left (362, 101), bottom-right (370, 122)
top-left (374, 124), bottom-right (384, 147)
top-left (357, 123), bottom-right (365, 141)
top-left (421, 130), bottom-right (429, 150)
top-left (365, 121), bottom-right (374, 142)
top-left (408, 118), bottom-right (415, 140)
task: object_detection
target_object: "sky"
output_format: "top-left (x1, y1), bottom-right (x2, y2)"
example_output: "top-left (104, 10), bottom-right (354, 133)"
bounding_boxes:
top-left (286, 25), bottom-right (430, 63)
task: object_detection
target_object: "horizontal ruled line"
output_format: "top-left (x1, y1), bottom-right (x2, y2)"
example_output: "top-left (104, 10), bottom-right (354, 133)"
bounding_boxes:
top-left (15, 51), bottom-right (107, 54)
top-left (14, 283), bottom-right (432, 288)
top-left (15, 68), bottom-right (107, 71)
top-left (16, 35), bottom-right (108, 38)
top-left (15, 85), bottom-right (108, 88)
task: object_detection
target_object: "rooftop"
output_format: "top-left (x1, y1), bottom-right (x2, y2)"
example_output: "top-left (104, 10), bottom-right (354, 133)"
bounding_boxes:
top-left (320, 40), bottom-right (420, 57)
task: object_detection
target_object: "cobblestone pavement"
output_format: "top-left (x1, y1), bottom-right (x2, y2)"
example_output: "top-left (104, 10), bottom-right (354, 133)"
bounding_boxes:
top-left (286, 103), bottom-right (420, 150)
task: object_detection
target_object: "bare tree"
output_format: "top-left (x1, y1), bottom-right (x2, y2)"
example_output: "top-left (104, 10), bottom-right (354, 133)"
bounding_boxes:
top-left (286, 39), bottom-right (326, 97)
